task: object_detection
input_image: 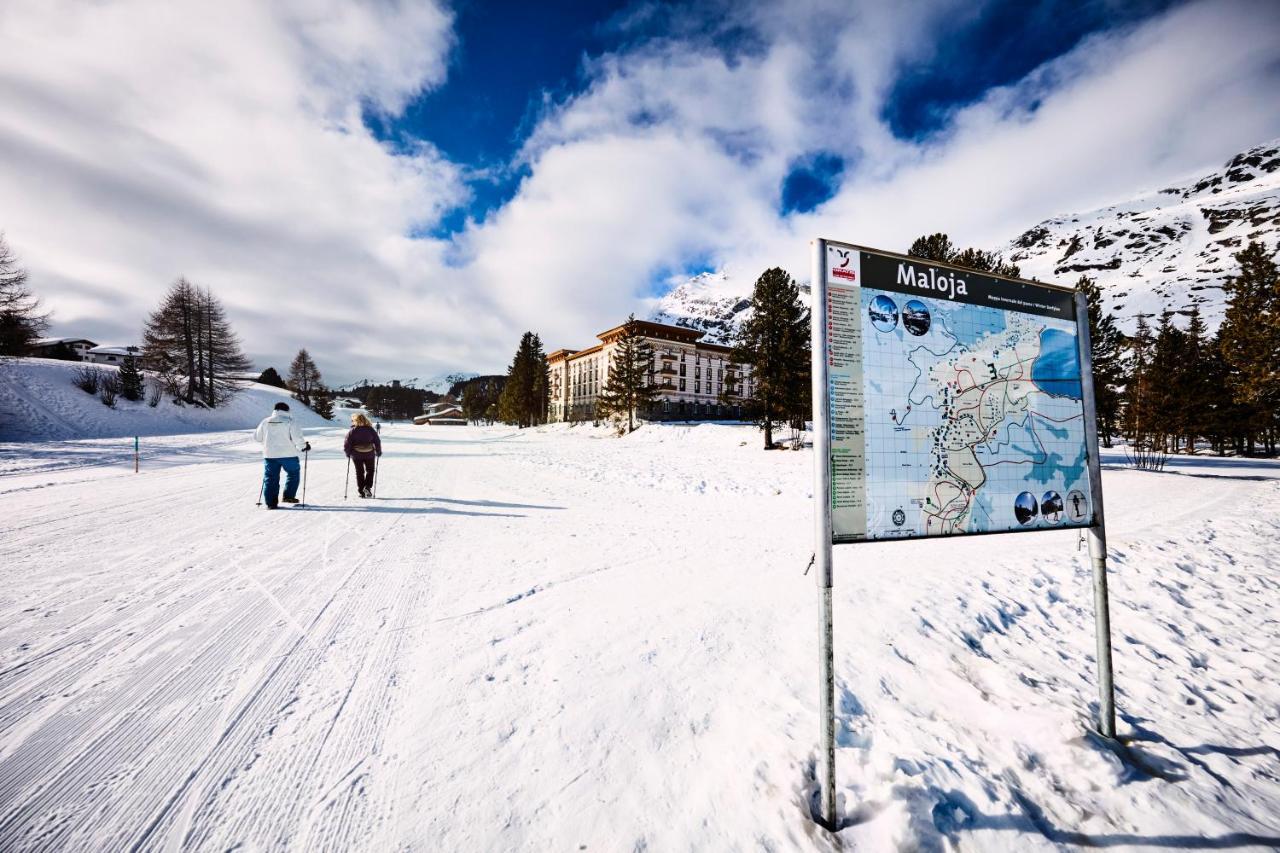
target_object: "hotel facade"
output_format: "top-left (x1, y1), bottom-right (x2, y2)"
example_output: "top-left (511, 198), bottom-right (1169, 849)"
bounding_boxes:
top-left (547, 320), bottom-right (755, 423)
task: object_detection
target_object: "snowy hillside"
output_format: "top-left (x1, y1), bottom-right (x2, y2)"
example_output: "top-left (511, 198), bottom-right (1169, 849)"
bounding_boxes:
top-left (652, 139), bottom-right (1280, 335)
top-left (0, 424), bottom-right (1277, 849)
top-left (0, 358), bottom-right (332, 442)
top-left (1005, 139), bottom-right (1280, 327)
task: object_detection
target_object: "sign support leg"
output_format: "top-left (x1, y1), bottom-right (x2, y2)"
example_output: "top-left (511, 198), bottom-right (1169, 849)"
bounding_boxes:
top-left (817, 560), bottom-right (836, 828)
top-left (1088, 525), bottom-right (1116, 738)
top-left (1074, 288), bottom-right (1117, 740)
top-left (810, 238), bottom-right (838, 829)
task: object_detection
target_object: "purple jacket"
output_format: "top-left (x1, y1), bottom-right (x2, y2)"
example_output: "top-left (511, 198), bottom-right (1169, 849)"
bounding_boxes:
top-left (344, 425), bottom-right (382, 460)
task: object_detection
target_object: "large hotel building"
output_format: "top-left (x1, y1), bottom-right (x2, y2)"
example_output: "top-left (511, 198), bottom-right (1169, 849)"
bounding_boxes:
top-left (547, 320), bottom-right (755, 422)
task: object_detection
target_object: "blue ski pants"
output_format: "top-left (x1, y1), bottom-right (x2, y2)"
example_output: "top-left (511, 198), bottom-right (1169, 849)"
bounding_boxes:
top-left (262, 456), bottom-right (301, 506)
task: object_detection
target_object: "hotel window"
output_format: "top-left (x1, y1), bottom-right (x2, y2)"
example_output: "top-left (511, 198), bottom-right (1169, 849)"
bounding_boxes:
top-left (717, 368), bottom-right (723, 380)
top-left (680, 364), bottom-right (686, 377)
top-left (679, 379), bottom-right (686, 391)
top-left (695, 381), bottom-right (701, 393)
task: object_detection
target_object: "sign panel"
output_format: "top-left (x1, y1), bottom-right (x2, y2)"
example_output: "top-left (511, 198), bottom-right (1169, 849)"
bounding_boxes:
top-left (821, 241), bottom-right (1096, 542)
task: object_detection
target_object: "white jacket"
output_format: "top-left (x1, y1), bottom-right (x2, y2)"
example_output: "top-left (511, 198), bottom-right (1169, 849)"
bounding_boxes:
top-left (254, 411), bottom-right (307, 458)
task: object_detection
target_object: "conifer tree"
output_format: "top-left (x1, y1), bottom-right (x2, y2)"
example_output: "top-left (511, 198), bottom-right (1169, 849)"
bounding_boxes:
top-left (598, 315), bottom-right (658, 433)
top-left (498, 332), bottom-right (548, 428)
top-left (256, 366), bottom-right (287, 389)
top-left (729, 267), bottom-right (810, 449)
top-left (908, 232), bottom-right (1021, 277)
top-left (1076, 275), bottom-right (1125, 447)
top-left (287, 349), bottom-right (323, 407)
top-left (1177, 306), bottom-right (1213, 453)
top-left (142, 278), bottom-right (249, 407)
top-left (1123, 314), bottom-right (1165, 469)
top-left (0, 232), bottom-right (49, 356)
top-left (117, 349), bottom-right (145, 402)
top-left (1150, 309), bottom-right (1185, 453)
top-left (1218, 240), bottom-right (1280, 455)
top-left (312, 387), bottom-right (334, 420)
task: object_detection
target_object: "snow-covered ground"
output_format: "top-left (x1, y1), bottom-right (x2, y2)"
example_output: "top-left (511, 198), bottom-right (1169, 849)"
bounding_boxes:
top-left (1, 422), bottom-right (1278, 850)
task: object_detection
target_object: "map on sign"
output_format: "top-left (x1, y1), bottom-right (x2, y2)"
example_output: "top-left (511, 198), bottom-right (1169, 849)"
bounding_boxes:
top-left (822, 243), bottom-right (1096, 542)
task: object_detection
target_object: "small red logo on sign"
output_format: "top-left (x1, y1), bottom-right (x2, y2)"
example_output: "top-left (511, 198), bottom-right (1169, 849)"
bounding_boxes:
top-left (832, 268), bottom-right (856, 281)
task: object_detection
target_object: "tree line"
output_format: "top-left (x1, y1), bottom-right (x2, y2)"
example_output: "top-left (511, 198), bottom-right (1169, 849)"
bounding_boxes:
top-left (1092, 240), bottom-right (1280, 460)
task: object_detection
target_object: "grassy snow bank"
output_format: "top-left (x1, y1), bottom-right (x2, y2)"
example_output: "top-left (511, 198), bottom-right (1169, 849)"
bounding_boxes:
top-left (0, 357), bottom-right (331, 441)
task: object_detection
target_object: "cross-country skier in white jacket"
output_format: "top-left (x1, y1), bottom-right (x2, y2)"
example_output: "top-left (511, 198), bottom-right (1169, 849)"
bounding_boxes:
top-left (254, 402), bottom-right (310, 509)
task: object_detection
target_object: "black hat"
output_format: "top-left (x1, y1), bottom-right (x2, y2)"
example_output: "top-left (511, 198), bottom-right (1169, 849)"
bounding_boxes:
top-left (274, 402), bottom-right (290, 411)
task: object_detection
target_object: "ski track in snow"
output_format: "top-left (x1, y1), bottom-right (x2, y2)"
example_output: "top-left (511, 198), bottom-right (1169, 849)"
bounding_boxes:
top-left (1, 423), bottom-right (1279, 850)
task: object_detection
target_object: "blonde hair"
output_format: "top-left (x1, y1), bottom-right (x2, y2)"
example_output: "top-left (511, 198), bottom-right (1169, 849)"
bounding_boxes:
top-left (351, 412), bottom-right (372, 428)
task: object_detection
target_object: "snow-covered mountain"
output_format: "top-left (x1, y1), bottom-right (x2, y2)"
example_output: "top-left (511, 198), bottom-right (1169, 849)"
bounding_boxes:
top-left (650, 139), bottom-right (1280, 334)
top-left (649, 272), bottom-right (754, 345)
top-left (1005, 138), bottom-right (1280, 326)
top-left (423, 372), bottom-right (478, 395)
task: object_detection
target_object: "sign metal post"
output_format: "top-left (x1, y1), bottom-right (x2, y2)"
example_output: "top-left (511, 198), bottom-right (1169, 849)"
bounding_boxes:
top-left (1074, 290), bottom-right (1117, 738)
top-left (810, 238), bottom-right (837, 828)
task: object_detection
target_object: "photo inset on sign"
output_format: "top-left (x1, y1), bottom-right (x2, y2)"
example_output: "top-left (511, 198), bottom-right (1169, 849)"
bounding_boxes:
top-left (1041, 490), bottom-right (1064, 523)
top-left (1014, 491), bottom-right (1039, 525)
top-left (1066, 489), bottom-right (1089, 522)
top-left (869, 294), bottom-right (898, 332)
top-left (902, 299), bottom-right (931, 336)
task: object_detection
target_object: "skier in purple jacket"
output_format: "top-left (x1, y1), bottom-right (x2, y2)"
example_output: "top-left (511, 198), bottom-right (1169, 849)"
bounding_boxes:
top-left (343, 412), bottom-right (382, 498)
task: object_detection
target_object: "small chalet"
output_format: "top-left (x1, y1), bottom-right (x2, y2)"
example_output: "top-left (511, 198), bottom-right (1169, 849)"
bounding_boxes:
top-left (86, 345), bottom-right (142, 365)
top-left (414, 399), bottom-right (465, 425)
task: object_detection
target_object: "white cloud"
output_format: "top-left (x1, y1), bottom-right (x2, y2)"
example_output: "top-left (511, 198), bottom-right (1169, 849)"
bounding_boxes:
top-left (0, 0), bottom-right (463, 381)
top-left (1, 0), bottom-right (1277, 380)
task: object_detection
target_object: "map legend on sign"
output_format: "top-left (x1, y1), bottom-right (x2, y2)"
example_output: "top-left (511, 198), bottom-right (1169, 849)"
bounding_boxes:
top-left (824, 246), bottom-right (867, 540)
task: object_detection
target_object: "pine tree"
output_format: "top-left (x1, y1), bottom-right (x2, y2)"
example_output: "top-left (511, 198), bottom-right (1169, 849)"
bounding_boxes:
top-left (598, 314), bottom-right (658, 433)
top-left (1178, 306), bottom-right (1213, 453)
top-left (1149, 309), bottom-right (1185, 454)
top-left (0, 232), bottom-right (49, 356)
top-left (117, 350), bottom-right (145, 401)
top-left (497, 332), bottom-right (549, 428)
top-left (1122, 314), bottom-right (1165, 469)
top-left (141, 278), bottom-right (249, 407)
top-left (908, 232), bottom-right (1021, 277)
top-left (1076, 276), bottom-right (1125, 447)
top-left (729, 268), bottom-right (810, 449)
top-left (312, 387), bottom-right (335, 420)
top-left (287, 349), bottom-right (323, 407)
top-left (1218, 240), bottom-right (1280, 455)
top-left (256, 366), bottom-right (287, 389)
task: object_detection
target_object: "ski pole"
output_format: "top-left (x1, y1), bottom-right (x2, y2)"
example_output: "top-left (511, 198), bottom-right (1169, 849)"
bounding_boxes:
top-left (301, 449), bottom-right (309, 506)
top-left (256, 475), bottom-right (264, 506)
top-left (344, 456), bottom-right (351, 500)
top-left (372, 456), bottom-right (379, 498)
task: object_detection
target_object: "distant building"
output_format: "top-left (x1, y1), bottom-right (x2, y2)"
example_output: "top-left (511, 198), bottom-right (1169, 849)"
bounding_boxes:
top-left (414, 400), bottom-right (465, 425)
top-left (86, 345), bottom-right (141, 365)
top-left (31, 337), bottom-right (97, 360)
top-left (332, 397), bottom-right (363, 409)
top-left (547, 319), bottom-right (754, 423)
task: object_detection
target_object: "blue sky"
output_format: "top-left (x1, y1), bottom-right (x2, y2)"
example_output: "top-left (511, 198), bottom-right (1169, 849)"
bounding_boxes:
top-left (2, 0), bottom-right (1278, 380)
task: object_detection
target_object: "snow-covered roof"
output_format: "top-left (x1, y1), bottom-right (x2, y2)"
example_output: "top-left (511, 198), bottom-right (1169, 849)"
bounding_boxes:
top-left (35, 337), bottom-right (97, 347)
top-left (88, 345), bottom-right (141, 356)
